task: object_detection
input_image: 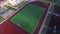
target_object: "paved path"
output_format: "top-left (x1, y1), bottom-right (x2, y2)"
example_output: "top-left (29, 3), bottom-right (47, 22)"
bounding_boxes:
top-left (1, 10), bottom-right (13, 18)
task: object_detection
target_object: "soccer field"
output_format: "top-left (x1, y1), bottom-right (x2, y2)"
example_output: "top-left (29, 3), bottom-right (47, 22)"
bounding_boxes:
top-left (11, 4), bottom-right (46, 33)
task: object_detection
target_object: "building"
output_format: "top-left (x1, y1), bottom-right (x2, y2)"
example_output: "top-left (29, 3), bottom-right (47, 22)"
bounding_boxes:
top-left (9, 0), bottom-right (24, 6)
top-left (0, 0), bottom-right (2, 2)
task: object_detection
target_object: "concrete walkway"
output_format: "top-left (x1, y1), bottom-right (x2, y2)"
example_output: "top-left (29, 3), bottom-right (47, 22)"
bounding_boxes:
top-left (1, 10), bottom-right (13, 19)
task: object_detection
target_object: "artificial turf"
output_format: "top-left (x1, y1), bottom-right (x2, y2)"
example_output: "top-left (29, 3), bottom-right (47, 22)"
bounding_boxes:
top-left (11, 4), bottom-right (46, 33)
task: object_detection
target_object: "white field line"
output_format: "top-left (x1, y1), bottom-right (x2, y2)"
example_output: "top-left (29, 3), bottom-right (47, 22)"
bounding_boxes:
top-left (38, 3), bottom-right (53, 34)
top-left (0, 1), bottom-right (29, 25)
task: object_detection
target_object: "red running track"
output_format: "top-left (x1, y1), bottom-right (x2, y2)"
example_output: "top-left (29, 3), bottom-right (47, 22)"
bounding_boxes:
top-left (0, 20), bottom-right (29, 34)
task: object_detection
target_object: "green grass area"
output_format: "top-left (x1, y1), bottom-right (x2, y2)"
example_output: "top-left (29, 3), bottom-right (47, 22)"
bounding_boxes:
top-left (0, 16), bottom-right (4, 23)
top-left (55, 4), bottom-right (60, 8)
top-left (41, 27), bottom-right (46, 34)
top-left (44, 2), bottom-right (49, 5)
top-left (45, 0), bottom-right (57, 3)
top-left (45, 14), bottom-right (51, 26)
top-left (11, 4), bottom-right (45, 33)
top-left (5, 5), bottom-right (16, 10)
top-left (41, 14), bottom-right (51, 34)
top-left (17, 1), bottom-right (27, 8)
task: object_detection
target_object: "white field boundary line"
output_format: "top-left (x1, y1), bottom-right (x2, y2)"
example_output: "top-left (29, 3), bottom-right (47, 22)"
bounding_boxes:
top-left (0, 1), bottom-right (29, 25)
top-left (38, 3), bottom-right (53, 34)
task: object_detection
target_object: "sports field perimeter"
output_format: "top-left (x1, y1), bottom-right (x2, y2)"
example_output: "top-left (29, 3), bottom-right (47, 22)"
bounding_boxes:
top-left (10, 4), bottom-right (46, 33)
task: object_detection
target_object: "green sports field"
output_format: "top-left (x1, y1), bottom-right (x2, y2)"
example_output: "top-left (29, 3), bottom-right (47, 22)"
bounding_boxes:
top-left (11, 4), bottom-right (46, 33)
